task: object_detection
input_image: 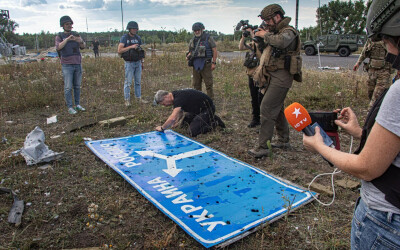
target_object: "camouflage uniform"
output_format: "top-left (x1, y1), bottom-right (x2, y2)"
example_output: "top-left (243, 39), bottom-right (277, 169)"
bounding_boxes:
top-left (251, 8), bottom-right (302, 154)
top-left (356, 39), bottom-right (392, 106)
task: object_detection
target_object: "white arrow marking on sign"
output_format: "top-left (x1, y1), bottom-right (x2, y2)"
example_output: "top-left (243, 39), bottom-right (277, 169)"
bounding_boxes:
top-left (136, 148), bottom-right (212, 177)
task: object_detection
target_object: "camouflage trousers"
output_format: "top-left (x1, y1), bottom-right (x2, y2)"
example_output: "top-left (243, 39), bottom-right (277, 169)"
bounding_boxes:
top-left (367, 68), bottom-right (392, 107)
top-left (193, 62), bottom-right (214, 99)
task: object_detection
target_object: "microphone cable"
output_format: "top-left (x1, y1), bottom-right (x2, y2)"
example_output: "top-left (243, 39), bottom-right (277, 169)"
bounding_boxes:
top-left (307, 135), bottom-right (354, 206)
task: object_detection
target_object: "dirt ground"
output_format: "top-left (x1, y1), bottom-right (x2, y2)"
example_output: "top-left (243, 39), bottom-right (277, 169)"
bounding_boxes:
top-left (0, 56), bottom-right (368, 249)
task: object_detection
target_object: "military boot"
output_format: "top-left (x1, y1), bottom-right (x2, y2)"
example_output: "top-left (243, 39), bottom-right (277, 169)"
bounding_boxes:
top-left (247, 118), bottom-right (260, 128)
top-left (271, 142), bottom-right (291, 150)
top-left (248, 147), bottom-right (271, 158)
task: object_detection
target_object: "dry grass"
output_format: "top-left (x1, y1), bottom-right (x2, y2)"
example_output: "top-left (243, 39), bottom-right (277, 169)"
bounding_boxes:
top-left (0, 54), bottom-right (370, 249)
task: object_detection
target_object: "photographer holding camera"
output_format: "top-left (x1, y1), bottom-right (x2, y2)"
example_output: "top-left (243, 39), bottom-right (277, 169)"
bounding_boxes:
top-left (248, 4), bottom-right (302, 158)
top-left (186, 22), bottom-right (218, 99)
top-left (238, 21), bottom-right (267, 128)
top-left (118, 21), bottom-right (147, 106)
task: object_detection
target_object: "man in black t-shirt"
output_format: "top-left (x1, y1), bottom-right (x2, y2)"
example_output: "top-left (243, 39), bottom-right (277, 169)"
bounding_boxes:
top-left (153, 89), bottom-right (225, 137)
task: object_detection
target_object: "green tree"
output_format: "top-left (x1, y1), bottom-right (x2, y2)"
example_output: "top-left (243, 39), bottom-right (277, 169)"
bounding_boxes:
top-left (317, 0), bottom-right (368, 35)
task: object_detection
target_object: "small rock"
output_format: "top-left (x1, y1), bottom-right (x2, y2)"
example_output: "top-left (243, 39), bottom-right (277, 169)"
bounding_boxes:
top-left (38, 164), bottom-right (53, 170)
top-left (308, 182), bottom-right (333, 196)
top-left (336, 179), bottom-right (360, 189)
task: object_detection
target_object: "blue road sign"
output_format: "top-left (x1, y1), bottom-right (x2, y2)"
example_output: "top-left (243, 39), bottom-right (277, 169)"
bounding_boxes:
top-left (85, 130), bottom-right (315, 248)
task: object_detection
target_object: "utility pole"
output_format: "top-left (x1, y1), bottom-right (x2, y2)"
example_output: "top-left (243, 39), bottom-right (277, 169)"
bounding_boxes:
top-left (233, 25), bottom-right (236, 42)
top-left (86, 17), bottom-right (88, 44)
top-left (161, 26), bottom-right (166, 43)
top-left (121, 0), bottom-right (124, 35)
top-left (295, 0), bottom-right (299, 30)
top-left (319, 0), bottom-right (322, 36)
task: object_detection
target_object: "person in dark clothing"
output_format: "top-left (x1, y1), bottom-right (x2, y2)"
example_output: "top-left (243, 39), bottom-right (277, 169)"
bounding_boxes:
top-left (92, 38), bottom-right (100, 58)
top-left (153, 89), bottom-right (225, 137)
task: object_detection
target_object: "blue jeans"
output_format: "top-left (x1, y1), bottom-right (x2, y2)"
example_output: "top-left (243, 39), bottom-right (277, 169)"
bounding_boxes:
top-left (351, 197), bottom-right (400, 249)
top-left (124, 61), bottom-right (142, 100)
top-left (62, 64), bottom-right (82, 108)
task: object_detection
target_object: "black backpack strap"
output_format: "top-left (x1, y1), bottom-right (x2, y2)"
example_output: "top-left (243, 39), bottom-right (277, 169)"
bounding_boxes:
top-left (354, 88), bottom-right (389, 154)
top-left (354, 87), bottom-right (400, 209)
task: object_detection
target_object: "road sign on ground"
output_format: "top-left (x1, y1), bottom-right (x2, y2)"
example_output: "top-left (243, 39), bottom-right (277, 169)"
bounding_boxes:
top-left (86, 130), bottom-right (315, 248)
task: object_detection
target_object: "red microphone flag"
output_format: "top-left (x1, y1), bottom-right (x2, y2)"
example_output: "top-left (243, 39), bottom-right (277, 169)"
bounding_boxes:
top-left (284, 102), bottom-right (312, 131)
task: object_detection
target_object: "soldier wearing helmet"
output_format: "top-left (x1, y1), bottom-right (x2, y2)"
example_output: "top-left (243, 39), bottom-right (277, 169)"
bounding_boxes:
top-left (92, 37), bottom-right (100, 58)
top-left (238, 21), bottom-right (268, 128)
top-left (303, 1), bottom-right (400, 248)
top-left (55, 15), bottom-right (86, 115)
top-left (118, 21), bottom-right (147, 106)
top-left (248, 4), bottom-right (302, 158)
top-left (186, 22), bottom-right (218, 99)
top-left (353, 38), bottom-right (393, 108)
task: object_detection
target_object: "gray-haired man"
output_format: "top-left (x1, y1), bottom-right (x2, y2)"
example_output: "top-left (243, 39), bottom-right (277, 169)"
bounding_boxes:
top-left (154, 88), bottom-right (225, 137)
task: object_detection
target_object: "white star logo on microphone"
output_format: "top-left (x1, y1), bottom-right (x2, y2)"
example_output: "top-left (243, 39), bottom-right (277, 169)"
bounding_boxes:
top-left (292, 108), bottom-right (301, 118)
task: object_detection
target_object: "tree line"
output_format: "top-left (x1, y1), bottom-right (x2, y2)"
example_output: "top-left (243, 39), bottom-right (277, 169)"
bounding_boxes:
top-left (1, 0), bottom-right (371, 50)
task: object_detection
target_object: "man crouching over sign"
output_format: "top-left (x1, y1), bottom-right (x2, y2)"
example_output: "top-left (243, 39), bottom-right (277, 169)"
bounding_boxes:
top-left (153, 89), bottom-right (225, 137)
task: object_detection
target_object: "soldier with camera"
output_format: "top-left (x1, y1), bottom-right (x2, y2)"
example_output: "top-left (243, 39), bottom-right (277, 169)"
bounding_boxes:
top-left (186, 22), bottom-right (218, 99)
top-left (248, 4), bottom-right (302, 158)
top-left (353, 38), bottom-right (393, 108)
top-left (238, 21), bottom-right (267, 128)
top-left (118, 21), bottom-right (147, 106)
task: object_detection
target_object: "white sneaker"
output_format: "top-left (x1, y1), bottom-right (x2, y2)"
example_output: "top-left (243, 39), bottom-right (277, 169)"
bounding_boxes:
top-left (68, 108), bottom-right (77, 115)
top-left (125, 100), bottom-right (131, 106)
top-left (75, 105), bottom-right (86, 111)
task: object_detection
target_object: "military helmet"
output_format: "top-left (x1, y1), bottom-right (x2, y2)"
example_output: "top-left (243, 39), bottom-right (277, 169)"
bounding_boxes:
top-left (192, 22), bottom-right (205, 31)
top-left (126, 21), bottom-right (139, 30)
top-left (60, 16), bottom-right (73, 27)
top-left (260, 4), bottom-right (285, 20)
top-left (367, 0), bottom-right (400, 41)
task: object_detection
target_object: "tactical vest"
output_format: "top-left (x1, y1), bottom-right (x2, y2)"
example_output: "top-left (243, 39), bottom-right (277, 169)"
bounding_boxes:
top-left (265, 18), bottom-right (301, 73)
top-left (120, 34), bottom-right (145, 62)
top-left (245, 42), bottom-right (262, 76)
top-left (367, 41), bottom-right (390, 69)
top-left (190, 33), bottom-right (213, 59)
top-left (58, 32), bottom-right (81, 58)
top-left (354, 88), bottom-right (400, 210)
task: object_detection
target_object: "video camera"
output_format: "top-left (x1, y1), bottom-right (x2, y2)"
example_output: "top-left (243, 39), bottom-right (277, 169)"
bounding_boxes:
top-left (235, 20), bottom-right (258, 38)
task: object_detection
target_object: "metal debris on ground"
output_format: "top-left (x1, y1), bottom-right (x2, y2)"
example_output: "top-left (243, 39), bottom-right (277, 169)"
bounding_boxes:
top-left (46, 115), bottom-right (57, 124)
top-left (0, 187), bottom-right (24, 227)
top-left (12, 126), bottom-right (64, 165)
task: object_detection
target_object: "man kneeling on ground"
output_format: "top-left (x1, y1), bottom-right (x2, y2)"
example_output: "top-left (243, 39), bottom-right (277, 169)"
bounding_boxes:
top-left (153, 89), bottom-right (225, 137)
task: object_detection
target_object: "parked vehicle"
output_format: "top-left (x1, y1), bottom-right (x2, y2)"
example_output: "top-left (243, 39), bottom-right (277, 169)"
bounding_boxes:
top-left (302, 34), bottom-right (366, 57)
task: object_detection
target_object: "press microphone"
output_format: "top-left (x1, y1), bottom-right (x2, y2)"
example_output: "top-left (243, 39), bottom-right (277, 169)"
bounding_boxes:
top-left (284, 102), bottom-right (314, 136)
top-left (285, 102), bottom-right (335, 166)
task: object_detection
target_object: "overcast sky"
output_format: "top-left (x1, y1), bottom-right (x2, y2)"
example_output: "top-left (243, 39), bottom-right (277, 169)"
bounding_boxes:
top-left (5, 0), bottom-right (334, 35)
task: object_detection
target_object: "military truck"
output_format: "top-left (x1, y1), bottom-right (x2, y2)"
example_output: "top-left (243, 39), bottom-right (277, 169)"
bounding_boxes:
top-left (302, 34), bottom-right (365, 57)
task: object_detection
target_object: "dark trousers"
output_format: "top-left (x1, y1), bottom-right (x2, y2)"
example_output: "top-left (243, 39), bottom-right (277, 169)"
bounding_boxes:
top-left (248, 76), bottom-right (264, 121)
top-left (259, 84), bottom-right (290, 148)
top-left (183, 111), bottom-right (225, 137)
top-left (93, 49), bottom-right (99, 58)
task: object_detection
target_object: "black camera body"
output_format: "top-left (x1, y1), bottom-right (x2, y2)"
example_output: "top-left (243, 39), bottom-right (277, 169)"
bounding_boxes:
top-left (236, 20), bottom-right (258, 38)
